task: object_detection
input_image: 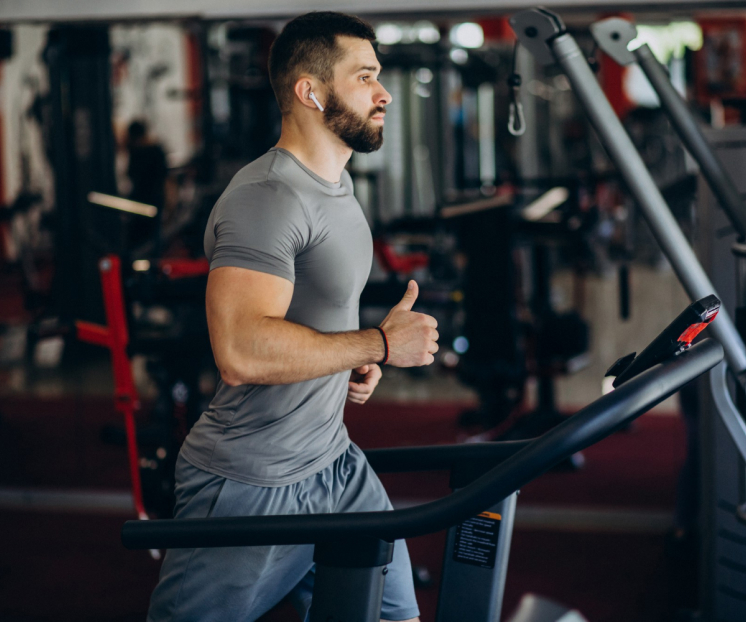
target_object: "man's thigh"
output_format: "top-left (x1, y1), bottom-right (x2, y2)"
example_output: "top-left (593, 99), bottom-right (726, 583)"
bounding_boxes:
top-left (147, 455), bottom-right (316, 622)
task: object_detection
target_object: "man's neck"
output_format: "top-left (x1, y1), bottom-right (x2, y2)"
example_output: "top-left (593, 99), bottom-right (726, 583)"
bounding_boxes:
top-left (274, 116), bottom-right (352, 184)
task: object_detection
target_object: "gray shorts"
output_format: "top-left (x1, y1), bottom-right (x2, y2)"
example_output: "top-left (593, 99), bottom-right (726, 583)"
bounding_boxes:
top-left (147, 443), bottom-right (419, 622)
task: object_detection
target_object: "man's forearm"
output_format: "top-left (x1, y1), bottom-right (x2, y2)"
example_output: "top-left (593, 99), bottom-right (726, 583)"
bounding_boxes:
top-left (219, 317), bottom-right (385, 386)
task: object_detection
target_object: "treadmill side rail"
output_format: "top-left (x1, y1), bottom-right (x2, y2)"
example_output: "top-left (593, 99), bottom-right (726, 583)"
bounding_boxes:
top-left (710, 362), bottom-right (746, 461)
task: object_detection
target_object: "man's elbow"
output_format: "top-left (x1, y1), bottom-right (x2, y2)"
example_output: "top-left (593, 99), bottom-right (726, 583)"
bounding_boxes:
top-left (220, 368), bottom-right (245, 387)
top-left (218, 358), bottom-right (259, 387)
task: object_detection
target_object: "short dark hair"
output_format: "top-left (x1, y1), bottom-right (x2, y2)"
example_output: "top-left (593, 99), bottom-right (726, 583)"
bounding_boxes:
top-left (268, 12), bottom-right (376, 115)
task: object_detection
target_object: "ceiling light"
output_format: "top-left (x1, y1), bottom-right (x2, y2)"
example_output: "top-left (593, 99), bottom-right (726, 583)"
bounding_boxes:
top-left (376, 23), bottom-right (402, 45)
top-left (450, 23), bottom-right (484, 49)
top-left (450, 48), bottom-right (469, 65)
top-left (415, 21), bottom-right (440, 44)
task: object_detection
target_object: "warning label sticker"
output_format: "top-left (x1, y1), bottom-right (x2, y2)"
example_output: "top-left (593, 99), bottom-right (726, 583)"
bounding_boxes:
top-left (452, 511), bottom-right (501, 569)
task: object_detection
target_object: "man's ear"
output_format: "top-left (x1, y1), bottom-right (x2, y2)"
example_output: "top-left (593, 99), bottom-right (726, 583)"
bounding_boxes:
top-left (293, 77), bottom-right (321, 111)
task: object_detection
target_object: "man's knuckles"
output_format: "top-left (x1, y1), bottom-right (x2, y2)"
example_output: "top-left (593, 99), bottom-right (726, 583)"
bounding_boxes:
top-left (349, 383), bottom-right (372, 393)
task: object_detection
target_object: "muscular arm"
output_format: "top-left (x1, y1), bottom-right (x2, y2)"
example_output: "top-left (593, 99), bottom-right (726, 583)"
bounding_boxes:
top-left (207, 266), bottom-right (385, 386)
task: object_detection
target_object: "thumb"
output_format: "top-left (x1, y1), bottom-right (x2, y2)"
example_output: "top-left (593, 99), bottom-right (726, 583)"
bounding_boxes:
top-left (355, 365), bottom-right (370, 375)
top-left (395, 280), bottom-right (419, 312)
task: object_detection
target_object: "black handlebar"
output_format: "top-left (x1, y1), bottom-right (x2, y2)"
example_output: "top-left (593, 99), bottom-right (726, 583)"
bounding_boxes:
top-left (364, 440), bottom-right (531, 473)
top-left (122, 339), bottom-right (723, 550)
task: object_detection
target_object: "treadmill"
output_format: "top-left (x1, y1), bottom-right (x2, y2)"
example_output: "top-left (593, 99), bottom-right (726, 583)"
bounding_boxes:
top-left (123, 300), bottom-right (723, 622)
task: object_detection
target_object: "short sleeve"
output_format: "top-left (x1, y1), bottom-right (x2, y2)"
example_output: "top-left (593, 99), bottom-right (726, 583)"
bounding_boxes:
top-left (207, 181), bottom-right (312, 284)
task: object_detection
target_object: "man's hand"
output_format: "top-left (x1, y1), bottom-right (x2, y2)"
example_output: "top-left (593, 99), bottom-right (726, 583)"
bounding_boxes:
top-left (347, 364), bottom-right (382, 404)
top-left (379, 281), bottom-right (439, 367)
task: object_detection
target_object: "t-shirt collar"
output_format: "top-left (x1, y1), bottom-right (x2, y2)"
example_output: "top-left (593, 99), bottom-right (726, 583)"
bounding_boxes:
top-left (271, 148), bottom-right (343, 190)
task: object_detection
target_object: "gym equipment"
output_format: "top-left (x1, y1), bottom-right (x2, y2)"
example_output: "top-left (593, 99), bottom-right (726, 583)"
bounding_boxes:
top-left (510, 9), bottom-right (746, 618)
top-left (43, 25), bottom-right (119, 326)
top-left (76, 256), bottom-right (147, 521)
top-left (588, 19), bottom-right (746, 618)
top-left (77, 253), bottom-right (212, 521)
top-left (510, 8), bottom-right (746, 371)
top-left (590, 17), bottom-right (746, 242)
top-left (606, 294), bottom-right (720, 388)
top-left (497, 185), bottom-right (592, 440)
top-left (122, 301), bottom-right (723, 622)
top-left (510, 5), bottom-right (746, 469)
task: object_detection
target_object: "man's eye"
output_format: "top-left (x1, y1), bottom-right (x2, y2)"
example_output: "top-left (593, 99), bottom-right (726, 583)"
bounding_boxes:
top-left (360, 75), bottom-right (369, 82)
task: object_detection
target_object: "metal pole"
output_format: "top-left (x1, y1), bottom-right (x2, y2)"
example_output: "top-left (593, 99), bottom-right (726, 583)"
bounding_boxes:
top-left (633, 43), bottom-right (746, 242)
top-left (310, 539), bottom-right (393, 622)
top-left (634, 43), bottom-right (746, 309)
top-left (549, 33), bottom-right (746, 374)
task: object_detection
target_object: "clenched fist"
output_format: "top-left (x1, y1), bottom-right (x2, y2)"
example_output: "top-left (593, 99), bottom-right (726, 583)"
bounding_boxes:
top-left (379, 281), bottom-right (439, 367)
top-left (347, 364), bottom-right (382, 404)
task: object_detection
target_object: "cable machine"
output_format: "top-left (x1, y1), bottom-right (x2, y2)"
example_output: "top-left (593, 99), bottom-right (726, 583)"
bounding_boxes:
top-left (589, 17), bottom-right (746, 618)
top-left (510, 8), bottom-right (746, 620)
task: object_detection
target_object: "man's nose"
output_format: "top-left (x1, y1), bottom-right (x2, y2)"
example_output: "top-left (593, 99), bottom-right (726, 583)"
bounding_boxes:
top-left (376, 85), bottom-right (393, 107)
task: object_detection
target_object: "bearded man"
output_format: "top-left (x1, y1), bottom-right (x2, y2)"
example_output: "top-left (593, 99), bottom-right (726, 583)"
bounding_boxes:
top-left (146, 11), bottom-right (439, 622)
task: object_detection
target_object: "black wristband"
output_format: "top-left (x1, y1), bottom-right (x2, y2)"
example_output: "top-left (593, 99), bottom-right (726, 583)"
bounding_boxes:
top-left (374, 327), bottom-right (389, 365)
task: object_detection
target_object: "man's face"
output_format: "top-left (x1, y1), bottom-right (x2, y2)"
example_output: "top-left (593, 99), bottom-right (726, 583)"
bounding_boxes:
top-left (323, 36), bottom-right (392, 153)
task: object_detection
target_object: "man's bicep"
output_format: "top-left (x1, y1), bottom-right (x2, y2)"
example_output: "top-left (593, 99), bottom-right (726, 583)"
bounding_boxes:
top-left (206, 266), bottom-right (294, 352)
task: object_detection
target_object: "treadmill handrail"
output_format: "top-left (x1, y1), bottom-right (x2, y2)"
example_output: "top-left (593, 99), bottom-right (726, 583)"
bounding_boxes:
top-left (363, 440), bottom-right (531, 473)
top-left (122, 339), bottom-right (722, 551)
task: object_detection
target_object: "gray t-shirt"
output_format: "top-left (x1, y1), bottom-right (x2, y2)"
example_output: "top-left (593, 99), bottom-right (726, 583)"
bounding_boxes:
top-left (181, 148), bottom-right (373, 486)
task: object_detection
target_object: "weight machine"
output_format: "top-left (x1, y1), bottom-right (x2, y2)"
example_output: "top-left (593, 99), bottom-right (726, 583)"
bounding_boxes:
top-left (510, 8), bottom-right (746, 619)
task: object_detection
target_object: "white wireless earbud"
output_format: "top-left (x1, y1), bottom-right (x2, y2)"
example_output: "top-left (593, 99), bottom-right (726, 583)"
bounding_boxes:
top-left (309, 92), bottom-right (325, 112)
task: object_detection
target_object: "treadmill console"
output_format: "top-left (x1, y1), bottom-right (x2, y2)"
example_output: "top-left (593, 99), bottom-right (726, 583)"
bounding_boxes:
top-left (606, 294), bottom-right (720, 388)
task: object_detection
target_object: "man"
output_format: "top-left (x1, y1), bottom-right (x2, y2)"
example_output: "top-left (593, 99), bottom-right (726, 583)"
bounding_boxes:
top-left (147, 12), bottom-right (438, 622)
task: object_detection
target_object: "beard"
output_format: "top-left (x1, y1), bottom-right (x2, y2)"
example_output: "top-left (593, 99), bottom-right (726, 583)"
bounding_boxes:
top-left (323, 88), bottom-right (384, 154)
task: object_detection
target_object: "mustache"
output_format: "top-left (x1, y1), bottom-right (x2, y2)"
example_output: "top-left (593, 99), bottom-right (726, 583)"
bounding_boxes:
top-left (369, 106), bottom-right (386, 118)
